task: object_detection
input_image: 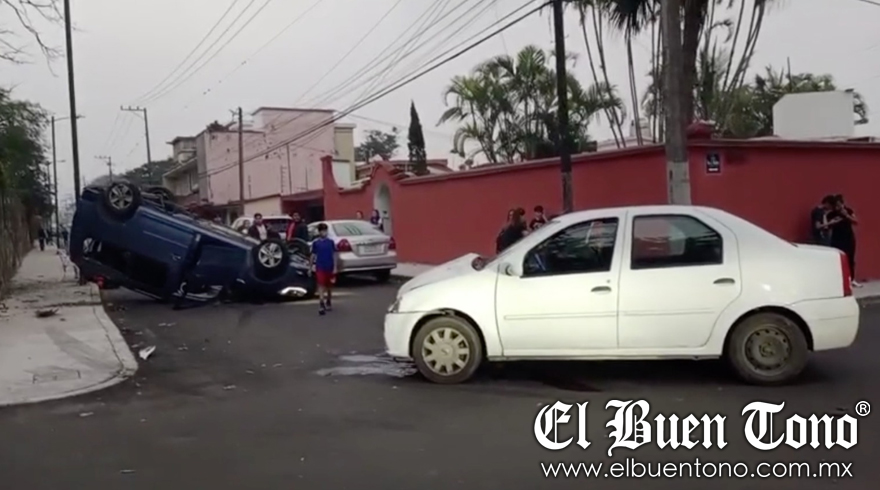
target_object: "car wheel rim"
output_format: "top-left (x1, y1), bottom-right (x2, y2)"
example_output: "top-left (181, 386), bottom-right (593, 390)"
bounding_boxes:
top-left (258, 243), bottom-right (283, 268)
top-left (744, 325), bottom-right (791, 374)
top-left (421, 326), bottom-right (470, 376)
top-left (108, 185), bottom-right (133, 210)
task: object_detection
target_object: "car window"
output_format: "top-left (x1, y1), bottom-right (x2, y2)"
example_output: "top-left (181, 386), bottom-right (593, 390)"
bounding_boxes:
top-left (522, 218), bottom-right (619, 276)
top-left (307, 224), bottom-right (320, 241)
top-left (332, 221), bottom-right (384, 236)
top-left (630, 215), bottom-right (723, 270)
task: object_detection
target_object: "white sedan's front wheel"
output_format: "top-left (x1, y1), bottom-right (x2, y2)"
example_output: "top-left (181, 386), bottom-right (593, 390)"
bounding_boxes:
top-left (726, 312), bottom-right (809, 386)
top-left (412, 315), bottom-right (482, 384)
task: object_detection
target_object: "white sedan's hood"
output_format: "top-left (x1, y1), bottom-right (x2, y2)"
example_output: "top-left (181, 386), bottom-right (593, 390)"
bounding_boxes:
top-left (397, 253), bottom-right (480, 297)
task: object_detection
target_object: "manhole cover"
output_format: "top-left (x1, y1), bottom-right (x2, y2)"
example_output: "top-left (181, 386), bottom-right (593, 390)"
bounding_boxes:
top-left (32, 368), bottom-right (81, 384)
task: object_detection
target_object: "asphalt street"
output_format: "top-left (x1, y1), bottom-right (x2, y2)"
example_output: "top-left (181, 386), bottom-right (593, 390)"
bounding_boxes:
top-left (1, 277), bottom-right (877, 490)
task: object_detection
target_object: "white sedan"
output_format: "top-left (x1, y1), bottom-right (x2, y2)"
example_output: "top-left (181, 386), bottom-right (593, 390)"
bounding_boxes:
top-left (384, 205), bottom-right (859, 385)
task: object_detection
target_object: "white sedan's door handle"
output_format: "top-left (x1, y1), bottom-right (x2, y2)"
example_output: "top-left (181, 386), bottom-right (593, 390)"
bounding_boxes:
top-left (591, 286), bottom-right (612, 294)
top-left (714, 277), bottom-right (735, 285)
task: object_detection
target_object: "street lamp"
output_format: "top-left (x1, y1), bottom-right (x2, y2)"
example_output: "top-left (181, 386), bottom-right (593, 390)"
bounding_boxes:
top-left (51, 114), bottom-right (83, 236)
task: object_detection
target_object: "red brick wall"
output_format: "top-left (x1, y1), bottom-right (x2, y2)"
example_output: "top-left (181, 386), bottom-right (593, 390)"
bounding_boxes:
top-left (322, 141), bottom-right (880, 280)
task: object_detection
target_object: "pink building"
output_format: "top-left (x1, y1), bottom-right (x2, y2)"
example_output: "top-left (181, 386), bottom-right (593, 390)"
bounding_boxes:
top-left (165, 107), bottom-right (355, 222)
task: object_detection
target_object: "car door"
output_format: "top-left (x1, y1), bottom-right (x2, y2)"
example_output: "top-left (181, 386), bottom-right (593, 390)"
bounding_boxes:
top-left (617, 212), bottom-right (741, 350)
top-left (494, 214), bottom-right (624, 356)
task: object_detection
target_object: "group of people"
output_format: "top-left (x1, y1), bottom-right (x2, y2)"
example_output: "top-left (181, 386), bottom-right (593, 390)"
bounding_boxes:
top-left (811, 194), bottom-right (860, 287)
top-left (496, 205), bottom-right (552, 253)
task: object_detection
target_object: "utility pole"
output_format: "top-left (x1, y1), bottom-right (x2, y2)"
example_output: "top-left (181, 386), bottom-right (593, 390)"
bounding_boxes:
top-left (661, 0), bottom-right (691, 204)
top-left (237, 107), bottom-right (245, 212)
top-left (96, 155), bottom-right (113, 180)
top-left (552, 0), bottom-right (574, 213)
top-left (120, 106), bottom-right (152, 164)
top-left (63, 0), bottom-right (82, 201)
top-left (51, 116), bottom-right (59, 236)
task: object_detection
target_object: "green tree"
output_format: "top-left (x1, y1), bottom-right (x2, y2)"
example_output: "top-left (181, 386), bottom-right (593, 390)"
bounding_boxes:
top-left (354, 129), bottom-right (399, 161)
top-left (0, 87), bottom-right (51, 217)
top-left (1, 0), bottom-right (62, 63)
top-left (407, 102), bottom-right (428, 176)
top-left (439, 45), bottom-right (621, 163)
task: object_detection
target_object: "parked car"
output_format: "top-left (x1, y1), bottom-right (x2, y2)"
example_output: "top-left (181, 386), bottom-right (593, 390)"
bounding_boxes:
top-left (70, 181), bottom-right (315, 303)
top-left (384, 205), bottom-right (859, 386)
top-left (231, 215), bottom-right (292, 237)
top-left (305, 220), bottom-right (398, 282)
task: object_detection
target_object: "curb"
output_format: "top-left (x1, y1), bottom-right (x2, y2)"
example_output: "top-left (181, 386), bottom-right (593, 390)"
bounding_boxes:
top-left (0, 285), bottom-right (138, 408)
top-left (88, 283), bottom-right (139, 377)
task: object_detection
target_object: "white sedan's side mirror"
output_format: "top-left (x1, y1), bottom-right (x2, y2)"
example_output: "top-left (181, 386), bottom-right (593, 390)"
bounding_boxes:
top-left (501, 263), bottom-right (517, 277)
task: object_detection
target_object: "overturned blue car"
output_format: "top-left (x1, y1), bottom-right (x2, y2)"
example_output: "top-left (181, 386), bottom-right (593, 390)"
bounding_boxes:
top-left (70, 181), bottom-right (315, 304)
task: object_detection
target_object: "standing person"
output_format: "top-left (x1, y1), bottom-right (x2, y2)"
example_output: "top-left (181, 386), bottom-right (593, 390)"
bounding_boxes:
top-left (370, 209), bottom-right (384, 232)
top-left (310, 223), bottom-right (338, 315)
top-left (497, 208), bottom-right (528, 253)
top-left (811, 195), bottom-right (835, 245)
top-left (827, 194), bottom-right (860, 287)
top-left (247, 213), bottom-right (269, 241)
top-left (60, 226), bottom-right (69, 249)
top-left (286, 212), bottom-right (309, 242)
top-left (355, 211), bottom-right (364, 220)
top-left (529, 205), bottom-right (548, 230)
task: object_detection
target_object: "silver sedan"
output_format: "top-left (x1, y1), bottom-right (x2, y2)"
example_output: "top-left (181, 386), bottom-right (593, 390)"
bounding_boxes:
top-left (305, 220), bottom-right (397, 282)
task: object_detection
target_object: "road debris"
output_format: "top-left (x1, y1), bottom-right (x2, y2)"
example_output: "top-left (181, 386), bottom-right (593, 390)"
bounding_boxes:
top-left (222, 384), bottom-right (236, 391)
top-left (119, 469), bottom-right (135, 474)
top-left (158, 322), bottom-right (176, 327)
top-left (35, 308), bottom-right (58, 318)
top-left (138, 345), bottom-right (156, 360)
top-left (79, 412), bottom-right (94, 418)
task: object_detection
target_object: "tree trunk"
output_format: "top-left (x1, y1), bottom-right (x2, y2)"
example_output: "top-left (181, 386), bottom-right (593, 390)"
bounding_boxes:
top-left (680, 0), bottom-right (705, 125)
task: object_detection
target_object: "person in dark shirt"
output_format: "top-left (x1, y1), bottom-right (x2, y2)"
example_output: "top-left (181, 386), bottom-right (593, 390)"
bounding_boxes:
top-left (311, 223), bottom-right (338, 315)
top-left (497, 208), bottom-right (527, 253)
top-left (810, 195), bottom-right (835, 245)
top-left (286, 212), bottom-right (309, 242)
top-left (529, 205), bottom-right (548, 231)
top-left (827, 194), bottom-right (860, 287)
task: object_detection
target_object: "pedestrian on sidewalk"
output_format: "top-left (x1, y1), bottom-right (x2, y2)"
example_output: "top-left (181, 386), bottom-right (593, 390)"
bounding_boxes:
top-left (827, 194), bottom-right (860, 287)
top-left (811, 195), bottom-right (835, 245)
top-left (311, 223), bottom-right (338, 315)
top-left (496, 208), bottom-right (527, 253)
top-left (529, 205), bottom-right (548, 231)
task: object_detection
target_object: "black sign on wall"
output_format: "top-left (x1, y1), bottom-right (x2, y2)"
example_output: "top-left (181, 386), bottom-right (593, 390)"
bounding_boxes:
top-left (705, 152), bottom-right (721, 174)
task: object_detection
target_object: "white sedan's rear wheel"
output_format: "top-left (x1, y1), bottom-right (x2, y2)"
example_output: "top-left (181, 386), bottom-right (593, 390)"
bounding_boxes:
top-left (726, 312), bottom-right (809, 386)
top-left (412, 315), bottom-right (482, 384)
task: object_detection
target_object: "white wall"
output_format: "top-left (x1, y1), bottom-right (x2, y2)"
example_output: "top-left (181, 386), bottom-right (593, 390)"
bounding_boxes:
top-left (331, 161), bottom-right (353, 188)
top-left (773, 91), bottom-right (855, 139)
top-left (243, 196), bottom-right (283, 217)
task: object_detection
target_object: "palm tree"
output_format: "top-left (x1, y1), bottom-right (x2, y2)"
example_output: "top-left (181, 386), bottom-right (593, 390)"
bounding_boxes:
top-left (438, 45), bottom-right (623, 163)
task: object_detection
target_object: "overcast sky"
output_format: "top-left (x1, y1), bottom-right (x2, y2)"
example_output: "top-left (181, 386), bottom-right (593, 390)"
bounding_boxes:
top-left (3, 0), bottom-right (879, 203)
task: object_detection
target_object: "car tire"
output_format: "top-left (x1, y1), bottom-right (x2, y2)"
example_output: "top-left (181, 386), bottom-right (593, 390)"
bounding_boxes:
top-left (726, 312), bottom-right (809, 386)
top-left (102, 182), bottom-right (141, 220)
top-left (412, 315), bottom-right (483, 384)
top-left (251, 238), bottom-right (290, 281)
top-left (374, 269), bottom-right (391, 283)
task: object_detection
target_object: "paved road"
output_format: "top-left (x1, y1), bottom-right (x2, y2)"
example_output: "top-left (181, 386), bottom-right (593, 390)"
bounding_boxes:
top-left (1, 278), bottom-right (877, 489)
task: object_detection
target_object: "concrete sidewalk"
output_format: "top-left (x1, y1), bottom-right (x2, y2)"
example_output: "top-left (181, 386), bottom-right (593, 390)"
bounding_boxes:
top-left (392, 262), bottom-right (880, 301)
top-left (0, 247), bottom-right (137, 407)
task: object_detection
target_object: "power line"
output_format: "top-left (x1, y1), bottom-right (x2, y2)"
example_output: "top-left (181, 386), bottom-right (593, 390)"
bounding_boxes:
top-left (143, 0), bottom-right (271, 104)
top-left (855, 0), bottom-right (880, 8)
top-left (294, 0), bottom-right (407, 104)
top-left (200, 0), bottom-right (546, 179)
top-left (132, 0), bottom-right (242, 104)
top-left (180, 0), bottom-right (326, 110)
top-left (257, 0), bottom-right (484, 149)
top-left (227, 0), bottom-right (470, 159)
